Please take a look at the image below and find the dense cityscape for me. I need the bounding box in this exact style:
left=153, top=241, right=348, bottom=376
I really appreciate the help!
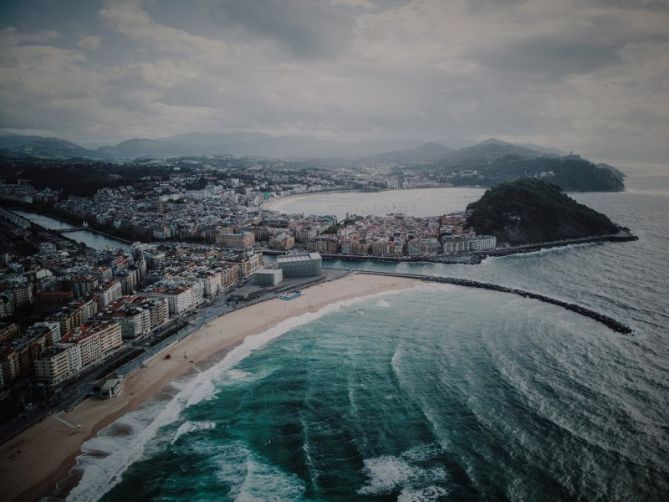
left=0, top=158, right=499, bottom=432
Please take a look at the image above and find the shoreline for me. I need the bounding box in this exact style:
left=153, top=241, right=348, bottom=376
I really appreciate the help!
left=261, top=185, right=626, bottom=214
left=0, top=272, right=419, bottom=502
left=319, top=229, right=637, bottom=266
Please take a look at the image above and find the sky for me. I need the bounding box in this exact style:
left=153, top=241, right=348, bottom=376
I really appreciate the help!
left=0, top=0, right=668, bottom=164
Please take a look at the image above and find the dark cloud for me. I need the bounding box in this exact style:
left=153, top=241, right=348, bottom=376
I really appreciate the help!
left=212, top=0, right=354, bottom=59
left=470, top=29, right=623, bottom=78
left=586, top=0, right=669, bottom=10
left=0, top=0, right=666, bottom=164
left=465, top=0, right=526, bottom=15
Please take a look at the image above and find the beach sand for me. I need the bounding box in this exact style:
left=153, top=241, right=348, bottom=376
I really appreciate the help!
left=0, top=272, right=417, bottom=502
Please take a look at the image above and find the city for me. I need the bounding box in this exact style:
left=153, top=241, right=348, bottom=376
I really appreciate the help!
left=0, top=163, right=500, bottom=438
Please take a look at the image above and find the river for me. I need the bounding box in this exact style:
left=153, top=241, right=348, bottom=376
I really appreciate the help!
left=12, top=210, right=131, bottom=251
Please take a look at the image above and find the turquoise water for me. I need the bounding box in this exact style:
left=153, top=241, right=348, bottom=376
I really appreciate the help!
left=67, top=173, right=669, bottom=501
left=83, top=286, right=666, bottom=501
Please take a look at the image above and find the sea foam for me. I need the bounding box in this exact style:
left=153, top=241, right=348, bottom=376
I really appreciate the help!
left=66, top=287, right=412, bottom=501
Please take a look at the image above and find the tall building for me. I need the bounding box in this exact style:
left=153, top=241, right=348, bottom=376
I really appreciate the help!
left=34, top=343, right=81, bottom=385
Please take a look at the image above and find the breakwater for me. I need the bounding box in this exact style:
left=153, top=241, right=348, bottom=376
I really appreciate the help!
left=481, top=230, right=638, bottom=258
left=354, top=270, right=632, bottom=334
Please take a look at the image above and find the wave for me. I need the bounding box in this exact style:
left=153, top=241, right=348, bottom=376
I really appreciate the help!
left=66, top=287, right=412, bottom=501
left=357, top=444, right=449, bottom=497
left=171, top=420, right=216, bottom=445
left=215, top=441, right=306, bottom=500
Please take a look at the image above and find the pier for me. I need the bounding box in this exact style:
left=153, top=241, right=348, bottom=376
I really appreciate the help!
left=354, top=270, right=633, bottom=335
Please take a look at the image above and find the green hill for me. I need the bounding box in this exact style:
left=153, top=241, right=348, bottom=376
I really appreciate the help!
left=466, top=179, right=619, bottom=244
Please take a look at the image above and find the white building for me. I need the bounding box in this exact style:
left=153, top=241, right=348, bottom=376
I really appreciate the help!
left=252, top=268, right=283, bottom=286
left=34, top=342, right=82, bottom=385
left=276, top=253, right=322, bottom=277
left=441, top=235, right=497, bottom=255
left=145, top=285, right=194, bottom=315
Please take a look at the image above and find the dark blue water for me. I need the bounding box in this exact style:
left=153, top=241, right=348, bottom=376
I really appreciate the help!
left=69, top=174, right=669, bottom=501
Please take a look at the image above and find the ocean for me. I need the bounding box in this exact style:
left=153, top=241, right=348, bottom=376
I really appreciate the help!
left=67, top=169, right=668, bottom=501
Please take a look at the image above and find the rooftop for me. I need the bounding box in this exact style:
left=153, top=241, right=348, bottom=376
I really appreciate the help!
left=276, top=253, right=321, bottom=263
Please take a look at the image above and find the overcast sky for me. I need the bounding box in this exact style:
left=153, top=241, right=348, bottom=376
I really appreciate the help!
left=0, top=0, right=667, bottom=164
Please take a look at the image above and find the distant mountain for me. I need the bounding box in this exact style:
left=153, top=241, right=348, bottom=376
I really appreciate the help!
left=466, top=178, right=620, bottom=244
left=0, top=133, right=625, bottom=193
left=0, top=133, right=51, bottom=150
left=518, top=143, right=568, bottom=157
left=95, top=132, right=424, bottom=160
left=0, top=135, right=99, bottom=159
left=596, top=162, right=626, bottom=179
left=441, top=138, right=558, bottom=166
left=405, top=139, right=626, bottom=192
left=362, top=142, right=454, bottom=164
left=96, top=138, right=200, bottom=159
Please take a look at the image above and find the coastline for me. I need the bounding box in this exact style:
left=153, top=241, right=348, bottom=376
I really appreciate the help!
left=0, top=272, right=419, bottom=502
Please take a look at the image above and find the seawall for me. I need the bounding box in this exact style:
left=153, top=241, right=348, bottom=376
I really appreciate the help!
left=354, top=270, right=632, bottom=335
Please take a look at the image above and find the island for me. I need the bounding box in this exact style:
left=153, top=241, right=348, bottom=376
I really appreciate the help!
left=466, top=178, right=620, bottom=244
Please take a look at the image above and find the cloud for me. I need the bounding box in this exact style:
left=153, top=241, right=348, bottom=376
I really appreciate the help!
left=78, top=35, right=102, bottom=50
left=0, top=26, right=59, bottom=47
left=0, top=0, right=667, bottom=164
left=213, top=0, right=355, bottom=59
left=99, top=0, right=228, bottom=57
left=469, top=30, right=623, bottom=78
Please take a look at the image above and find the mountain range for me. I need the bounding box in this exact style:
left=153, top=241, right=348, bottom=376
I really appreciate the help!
left=0, top=132, right=428, bottom=161
left=0, top=132, right=627, bottom=192
left=0, top=132, right=582, bottom=164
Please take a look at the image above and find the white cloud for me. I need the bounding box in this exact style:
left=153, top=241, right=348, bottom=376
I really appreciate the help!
left=98, top=0, right=228, bottom=57
left=78, top=35, right=102, bottom=50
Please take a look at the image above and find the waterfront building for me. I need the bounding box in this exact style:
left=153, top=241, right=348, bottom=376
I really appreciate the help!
left=252, top=268, right=283, bottom=286
left=220, top=263, right=242, bottom=290
left=228, top=252, right=262, bottom=278
left=144, top=284, right=194, bottom=315
left=308, top=236, right=339, bottom=254
left=63, top=321, right=123, bottom=367
left=112, top=305, right=149, bottom=339
left=201, top=270, right=223, bottom=296
left=441, top=235, right=497, bottom=255
left=276, top=253, right=322, bottom=277
left=99, top=376, right=124, bottom=399
left=111, top=296, right=169, bottom=331
left=34, top=343, right=81, bottom=385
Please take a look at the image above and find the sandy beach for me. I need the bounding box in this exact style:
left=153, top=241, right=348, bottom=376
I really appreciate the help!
left=0, top=272, right=417, bottom=502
